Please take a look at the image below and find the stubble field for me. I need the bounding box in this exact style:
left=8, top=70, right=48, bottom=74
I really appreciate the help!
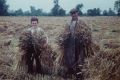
left=0, top=16, right=120, bottom=80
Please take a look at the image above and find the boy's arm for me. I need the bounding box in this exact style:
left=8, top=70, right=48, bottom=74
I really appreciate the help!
left=43, top=33, right=48, bottom=48
left=39, top=28, right=48, bottom=48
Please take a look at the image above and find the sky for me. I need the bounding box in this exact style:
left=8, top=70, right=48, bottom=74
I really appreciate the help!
left=7, top=0, right=116, bottom=13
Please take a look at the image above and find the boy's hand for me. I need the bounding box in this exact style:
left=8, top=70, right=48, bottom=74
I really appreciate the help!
left=43, top=42, right=48, bottom=48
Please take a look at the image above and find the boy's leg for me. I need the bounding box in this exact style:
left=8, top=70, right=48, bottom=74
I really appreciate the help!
left=75, top=45, right=85, bottom=80
left=35, top=55, right=41, bottom=73
left=27, top=53, right=34, bottom=73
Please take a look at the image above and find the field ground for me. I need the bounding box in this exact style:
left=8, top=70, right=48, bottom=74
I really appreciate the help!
left=0, top=16, right=120, bottom=80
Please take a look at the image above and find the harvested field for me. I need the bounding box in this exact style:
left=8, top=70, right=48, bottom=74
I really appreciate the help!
left=0, top=16, right=120, bottom=80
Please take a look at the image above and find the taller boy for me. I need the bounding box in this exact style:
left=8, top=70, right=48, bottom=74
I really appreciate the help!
left=58, top=9, right=93, bottom=79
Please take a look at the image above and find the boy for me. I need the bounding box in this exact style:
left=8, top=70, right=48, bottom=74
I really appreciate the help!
left=58, top=9, right=93, bottom=80
left=19, top=17, right=52, bottom=74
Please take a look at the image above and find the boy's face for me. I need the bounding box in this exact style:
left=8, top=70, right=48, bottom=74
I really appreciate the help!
left=71, top=12, right=78, bottom=21
left=31, top=21, right=38, bottom=27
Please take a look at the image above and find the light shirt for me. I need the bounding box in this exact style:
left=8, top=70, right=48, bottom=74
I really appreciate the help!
left=27, top=27, right=48, bottom=44
left=69, top=21, right=77, bottom=36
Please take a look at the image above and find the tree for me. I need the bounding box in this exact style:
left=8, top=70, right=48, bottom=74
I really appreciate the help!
left=103, top=10, right=108, bottom=16
left=30, top=6, right=43, bottom=16
left=14, top=8, right=23, bottom=16
left=30, top=6, right=37, bottom=16
left=51, top=4, right=60, bottom=16
left=51, top=0, right=60, bottom=16
left=103, top=9, right=116, bottom=16
left=59, top=8, right=66, bottom=16
left=76, top=4, right=83, bottom=16
left=35, top=9, right=43, bottom=16
left=114, top=0, right=120, bottom=16
left=108, top=8, right=116, bottom=16
left=95, top=8, right=101, bottom=16
left=0, top=0, right=9, bottom=16
left=24, top=11, right=31, bottom=16
left=8, top=10, right=15, bottom=16
left=51, top=0, right=66, bottom=16
left=87, top=8, right=101, bottom=16
left=87, top=9, right=93, bottom=16
left=8, top=6, right=46, bottom=16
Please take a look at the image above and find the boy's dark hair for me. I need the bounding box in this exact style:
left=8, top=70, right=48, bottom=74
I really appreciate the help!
left=70, top=8, right=78, bottom=15
left=31, top=17, right=38, bottom=23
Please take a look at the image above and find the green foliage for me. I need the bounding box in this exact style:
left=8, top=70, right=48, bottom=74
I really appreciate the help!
left=102, top=8, right=116, bottom=16
left=51, top=4, right=60, bottom=16
left=15, top=8, right=24, bottom=16
left=87, top=8, right=101, bottom=16
left=51, top=0, right=66, bottom=16
left=30, top=6, right=43, bottom=16
left=4, top=0, right=117, bottom=16
left=24, top=11, right=31, bottom=16
left=9, top=6, right=45, bottom=16
left=103, top=10, right=108, bottom=16
left=59, top=8, right=66, bottom=16
left=0, top=0, right=9, bottom=16
left=75, top=4, right=83, bottom=16
left=114, top=0, right=120, bottom=16
left=108, top=8, right=116, bottom=16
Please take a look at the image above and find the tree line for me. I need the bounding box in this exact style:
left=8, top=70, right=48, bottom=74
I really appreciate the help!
left=0, top=0, right=120, bottom=16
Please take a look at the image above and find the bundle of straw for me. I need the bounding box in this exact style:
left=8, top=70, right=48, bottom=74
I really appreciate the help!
left=86, top=48, right=120, bottom=80
left=18, top=28, right=53, bottom=74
